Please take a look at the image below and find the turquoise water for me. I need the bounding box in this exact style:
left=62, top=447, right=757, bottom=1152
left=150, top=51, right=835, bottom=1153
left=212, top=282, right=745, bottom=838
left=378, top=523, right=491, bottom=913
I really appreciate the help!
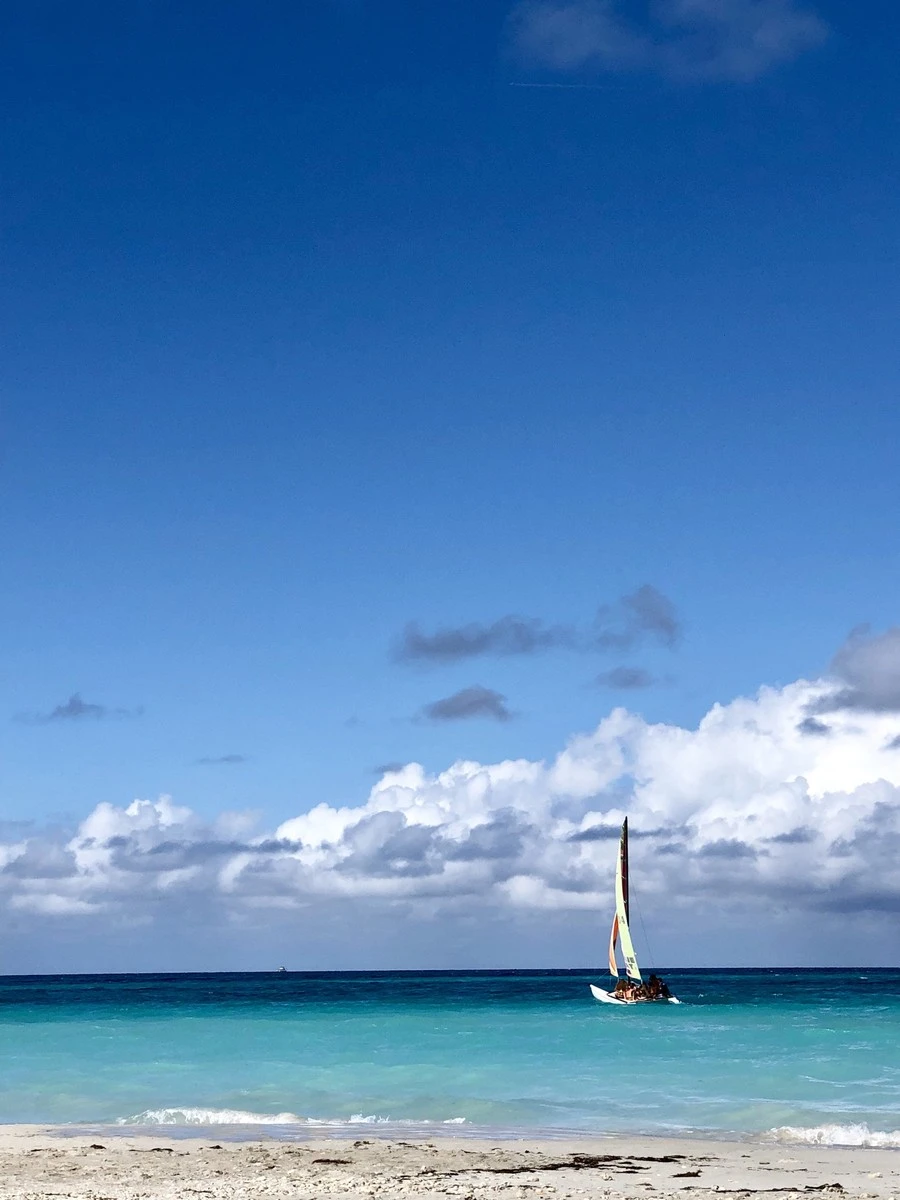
left=2, top=970, right=900, bottom=1143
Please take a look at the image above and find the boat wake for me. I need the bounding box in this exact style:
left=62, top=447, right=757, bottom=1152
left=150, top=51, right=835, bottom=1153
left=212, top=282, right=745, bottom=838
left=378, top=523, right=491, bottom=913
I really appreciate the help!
left=117, top=1108, right=468, bottom=1128
left=767, top=1123, right=900, bottom=1148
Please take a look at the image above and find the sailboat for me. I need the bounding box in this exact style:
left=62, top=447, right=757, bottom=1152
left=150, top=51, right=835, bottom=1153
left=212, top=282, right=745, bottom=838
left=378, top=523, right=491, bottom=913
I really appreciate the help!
left=589, top=818, right=680, bottom=1005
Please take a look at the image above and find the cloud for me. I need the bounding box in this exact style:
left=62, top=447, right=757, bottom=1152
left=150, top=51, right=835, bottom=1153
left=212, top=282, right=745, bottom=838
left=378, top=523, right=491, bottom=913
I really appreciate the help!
left=372, top=762, right=407, bottom=777
left=594, top=585, right=681, bottom=650
left=101, top=834, right=302, bottom=874
left=47, top=694, right=107, bottom=721
left=1, top=840, right=78, bottom=880
left=568, top=821, right=673, bottom=842
left=6, top=665, right=900, bottom=964
left=421, top=686, right=513, bottom=723
left=15, top=693, right=142, bottom=724
left=196, top=755, right=247, bottom=766
left=766, top=826, right=816, bottom=844
left=813, top=627, right=900, bottom=714
left=698, top=837, right=757, bottom=859
left=510, top=0, right=646, bottom=71
left=395, top=616, right=573, bottom=664
left=567, top=822, right=627, bottom=841
left=596, top=666, right=656, bottom=690
left=797, top=716, right=830, bottom=736
left=445, top=809, right=535, bottom=863
left=507, top=0, right=827, bottom=82
left=396, top=585, right=679, bottom=665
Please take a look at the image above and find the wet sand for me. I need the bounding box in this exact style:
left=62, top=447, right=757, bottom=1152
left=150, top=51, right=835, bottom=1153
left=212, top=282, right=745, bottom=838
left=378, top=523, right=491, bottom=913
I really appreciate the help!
left=0, top=1129, right=897, bottom=1200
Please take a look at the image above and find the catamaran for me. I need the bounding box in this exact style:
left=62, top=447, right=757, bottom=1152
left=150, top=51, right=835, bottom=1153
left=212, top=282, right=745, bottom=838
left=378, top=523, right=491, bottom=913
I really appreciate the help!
left=590, top=818, right=680, bottom=1005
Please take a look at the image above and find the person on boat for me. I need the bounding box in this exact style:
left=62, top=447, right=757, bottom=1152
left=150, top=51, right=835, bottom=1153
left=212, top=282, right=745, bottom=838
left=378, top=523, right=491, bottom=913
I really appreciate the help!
left=613, top=977, right=630, bottom=999
left=647, top=974, right=671, bottom=1000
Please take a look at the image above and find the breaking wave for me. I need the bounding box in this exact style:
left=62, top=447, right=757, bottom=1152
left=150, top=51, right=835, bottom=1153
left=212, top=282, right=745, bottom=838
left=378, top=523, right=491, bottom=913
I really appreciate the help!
left=767, top=1123, right=900, bottom=1148
left=117, top=1108, right=467, bottom=1127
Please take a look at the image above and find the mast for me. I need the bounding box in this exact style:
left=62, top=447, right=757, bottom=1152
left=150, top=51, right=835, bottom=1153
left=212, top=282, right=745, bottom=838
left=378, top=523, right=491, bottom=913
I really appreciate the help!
left=610, top=818, right=642, bottom=982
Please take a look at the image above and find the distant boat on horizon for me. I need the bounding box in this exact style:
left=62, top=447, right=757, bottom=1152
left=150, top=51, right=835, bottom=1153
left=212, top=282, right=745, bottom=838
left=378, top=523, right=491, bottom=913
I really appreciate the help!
left=590, top=818, right=680, bottom=1006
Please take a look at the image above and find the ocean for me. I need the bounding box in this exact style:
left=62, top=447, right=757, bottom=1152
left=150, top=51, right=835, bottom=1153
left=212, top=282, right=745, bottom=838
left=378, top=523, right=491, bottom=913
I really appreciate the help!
left=2, top=969, right=899, bottom=1145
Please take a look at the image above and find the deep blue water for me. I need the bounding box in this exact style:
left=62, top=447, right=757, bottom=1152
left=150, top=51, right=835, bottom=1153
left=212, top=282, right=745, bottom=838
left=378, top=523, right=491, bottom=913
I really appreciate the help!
left=2, top=969, right=900, bottom=1143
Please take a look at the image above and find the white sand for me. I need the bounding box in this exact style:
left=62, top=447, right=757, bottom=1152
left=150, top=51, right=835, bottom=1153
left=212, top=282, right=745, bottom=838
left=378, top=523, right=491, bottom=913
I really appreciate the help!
left=0, top=1129, right=897, bottom=1200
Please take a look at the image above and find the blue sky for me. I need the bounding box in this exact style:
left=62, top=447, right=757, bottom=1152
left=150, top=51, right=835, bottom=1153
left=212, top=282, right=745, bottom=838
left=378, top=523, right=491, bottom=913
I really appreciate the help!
left=2, top=1, right=900, bottom=969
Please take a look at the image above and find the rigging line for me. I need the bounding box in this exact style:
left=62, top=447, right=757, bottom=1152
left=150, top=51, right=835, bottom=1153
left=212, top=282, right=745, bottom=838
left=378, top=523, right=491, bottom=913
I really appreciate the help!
left=631, top=880, right=656, bottom=972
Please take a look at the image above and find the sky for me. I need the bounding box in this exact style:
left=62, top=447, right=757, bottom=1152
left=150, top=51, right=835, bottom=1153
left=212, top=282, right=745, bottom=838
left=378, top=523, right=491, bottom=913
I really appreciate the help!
left=2, top=0, right=900, bottom=972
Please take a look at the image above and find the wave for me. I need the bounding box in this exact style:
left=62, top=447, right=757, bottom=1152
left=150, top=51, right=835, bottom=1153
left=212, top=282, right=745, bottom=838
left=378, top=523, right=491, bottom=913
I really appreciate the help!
left=117, top=1108, right=467, bottom=1127
left=767, top=1123, right=900, bottom=1148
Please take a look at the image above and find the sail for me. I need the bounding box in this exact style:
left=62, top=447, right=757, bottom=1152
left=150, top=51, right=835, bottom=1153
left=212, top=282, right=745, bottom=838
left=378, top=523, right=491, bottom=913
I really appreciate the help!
left=612, top=818, right=642, bottom=981
left=607, top=914, right=619, bottom=977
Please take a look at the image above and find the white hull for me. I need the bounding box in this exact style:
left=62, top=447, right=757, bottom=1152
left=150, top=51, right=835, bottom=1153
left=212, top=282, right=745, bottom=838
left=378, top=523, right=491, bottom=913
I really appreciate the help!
left=589, top=983, right=680, bottom=1005
left=590, top=984, right=629, bottom=1004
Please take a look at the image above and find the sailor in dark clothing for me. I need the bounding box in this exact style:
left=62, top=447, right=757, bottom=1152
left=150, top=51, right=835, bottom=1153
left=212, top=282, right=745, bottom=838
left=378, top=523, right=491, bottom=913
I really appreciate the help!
left=647, top=973, right=671, bottom=999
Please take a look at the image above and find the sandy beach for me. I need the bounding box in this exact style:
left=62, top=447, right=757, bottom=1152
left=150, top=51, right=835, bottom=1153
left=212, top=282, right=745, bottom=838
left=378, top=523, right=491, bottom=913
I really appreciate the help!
left=0, top=1130, right=896, bottom=1200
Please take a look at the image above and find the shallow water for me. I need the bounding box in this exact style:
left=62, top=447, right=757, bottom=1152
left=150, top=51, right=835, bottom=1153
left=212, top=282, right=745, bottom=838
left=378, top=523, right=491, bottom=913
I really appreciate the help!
left=2, top=969, right=899, bottom=1143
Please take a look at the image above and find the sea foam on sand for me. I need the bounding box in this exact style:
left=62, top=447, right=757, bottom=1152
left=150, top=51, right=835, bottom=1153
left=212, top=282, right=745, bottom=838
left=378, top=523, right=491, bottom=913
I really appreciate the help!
left=768, top=1123, right=900, bottom=1148
left=117, top=1107, right=468, bottom=1127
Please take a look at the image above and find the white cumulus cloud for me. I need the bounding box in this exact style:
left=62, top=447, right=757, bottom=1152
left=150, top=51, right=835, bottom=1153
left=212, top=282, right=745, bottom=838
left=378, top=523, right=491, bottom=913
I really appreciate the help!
left=4, top=672, right=900, bottom=968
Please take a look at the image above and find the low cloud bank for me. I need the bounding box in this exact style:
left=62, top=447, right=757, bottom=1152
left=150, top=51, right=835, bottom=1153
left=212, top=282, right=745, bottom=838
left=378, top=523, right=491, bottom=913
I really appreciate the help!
left=5, top=674, right=900, bottom=950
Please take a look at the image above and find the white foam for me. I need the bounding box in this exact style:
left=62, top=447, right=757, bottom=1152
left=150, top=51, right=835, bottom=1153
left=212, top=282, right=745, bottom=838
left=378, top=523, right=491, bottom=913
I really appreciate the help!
left=118, top=1108, right=306, bottom=1126
left=767, top=1123, right=900, bottom=1148
left=117, top=1108, right=467, bottom=1128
